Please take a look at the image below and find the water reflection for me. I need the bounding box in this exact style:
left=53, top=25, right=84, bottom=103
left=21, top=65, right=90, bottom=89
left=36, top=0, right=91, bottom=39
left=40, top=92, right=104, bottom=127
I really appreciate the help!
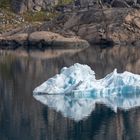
left=34, top=92, right=140, bottom=121
left=33, top=63, right=140, bottom=121
left=0, top=46, right=140, bottom=140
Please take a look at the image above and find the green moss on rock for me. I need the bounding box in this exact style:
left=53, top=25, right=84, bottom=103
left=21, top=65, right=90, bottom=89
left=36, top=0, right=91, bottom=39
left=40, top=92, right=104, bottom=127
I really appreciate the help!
left=23, top=11, right=58, bottom=22
left=0, top=0, right=11, bottom=9
left=58, top=0, right=73, bottom=6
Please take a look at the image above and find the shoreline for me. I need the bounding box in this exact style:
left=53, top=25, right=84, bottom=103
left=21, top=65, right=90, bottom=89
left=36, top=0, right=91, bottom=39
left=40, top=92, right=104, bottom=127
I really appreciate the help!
left=0, top=48, right=84, bottom=59
left=0, top=31, right=90, bottom=50
left=0, top=7, right=140, bottom=50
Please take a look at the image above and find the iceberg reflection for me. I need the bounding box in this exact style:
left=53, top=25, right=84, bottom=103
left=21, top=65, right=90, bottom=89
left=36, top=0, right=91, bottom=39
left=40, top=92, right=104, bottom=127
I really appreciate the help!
left=33, top=63, right=140, bottom=121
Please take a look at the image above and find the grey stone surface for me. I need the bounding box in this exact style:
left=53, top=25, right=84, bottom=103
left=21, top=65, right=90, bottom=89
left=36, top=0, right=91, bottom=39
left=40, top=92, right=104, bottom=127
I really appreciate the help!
left=11, top=0, right=59, bottom=13
left=11, top=0, right=140, bottom=13
left=111, top=0, right=130, bottom=8
left=40, top=8, right=140, bottom=45
left=28, top=31, right=89, bottom=48
left=0, top=10, right=24, bottom=26
left=133, top=17, right=140, bottom=29
left=0, top=31, right=89, bottom=49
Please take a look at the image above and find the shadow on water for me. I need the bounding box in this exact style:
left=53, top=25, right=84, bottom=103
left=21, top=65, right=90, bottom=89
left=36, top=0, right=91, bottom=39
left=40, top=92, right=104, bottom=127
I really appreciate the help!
left=0, top=45, right=140, bottom=140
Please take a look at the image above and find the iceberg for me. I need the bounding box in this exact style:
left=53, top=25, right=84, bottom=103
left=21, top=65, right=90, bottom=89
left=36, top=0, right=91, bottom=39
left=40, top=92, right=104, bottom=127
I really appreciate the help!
left=33, top=63, right=140, bottom=121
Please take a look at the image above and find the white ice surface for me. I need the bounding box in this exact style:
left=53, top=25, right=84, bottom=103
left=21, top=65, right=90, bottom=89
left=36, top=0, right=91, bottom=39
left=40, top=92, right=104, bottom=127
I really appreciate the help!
left=33, top=63, right=140, bottom=121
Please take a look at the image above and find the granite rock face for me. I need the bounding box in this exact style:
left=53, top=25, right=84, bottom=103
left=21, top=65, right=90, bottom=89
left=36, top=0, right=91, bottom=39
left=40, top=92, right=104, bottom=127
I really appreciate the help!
left=41, top=8, right=140, bottom=45
left=11, top=0, right=140, bottom=13
left=11, top=0, right=59, bottom=13
left=28, top=31, right=90, bottom=48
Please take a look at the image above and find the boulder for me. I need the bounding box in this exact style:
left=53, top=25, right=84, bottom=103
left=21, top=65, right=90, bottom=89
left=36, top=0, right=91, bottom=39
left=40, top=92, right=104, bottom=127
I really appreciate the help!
left=133, top=17, right=140, bottom=29
left=5, top=33, right=28, bottom=42
left=0, top=33, right=28, bottom=49
left=11, top=0, right=59, bottom=13
left=33, top=5, right=42, bottom=11
left=111, top=0, right=130, bottom=8
left=28, top=31, right=89, bottom=48
left=0, top=31, right=89, bottom=49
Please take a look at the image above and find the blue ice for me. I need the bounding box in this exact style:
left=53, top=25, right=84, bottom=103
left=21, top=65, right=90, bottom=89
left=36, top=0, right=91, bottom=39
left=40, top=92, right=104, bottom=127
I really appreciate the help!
left=33, top=63, right=140, bottom=121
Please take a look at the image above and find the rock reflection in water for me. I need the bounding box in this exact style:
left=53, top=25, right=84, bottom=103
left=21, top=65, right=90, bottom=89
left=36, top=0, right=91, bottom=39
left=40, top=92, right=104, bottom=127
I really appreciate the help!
left=0, top=46, right=140, bottom=140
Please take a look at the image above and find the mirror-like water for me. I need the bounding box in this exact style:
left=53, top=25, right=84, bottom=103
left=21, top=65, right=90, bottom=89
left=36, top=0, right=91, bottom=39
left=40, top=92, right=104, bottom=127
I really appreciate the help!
left=0, top=46, right=140, bottom=140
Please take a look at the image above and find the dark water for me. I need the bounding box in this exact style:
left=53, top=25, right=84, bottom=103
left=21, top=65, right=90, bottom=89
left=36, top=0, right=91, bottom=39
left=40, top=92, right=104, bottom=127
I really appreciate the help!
left=0, top=46, right=140, bottom=140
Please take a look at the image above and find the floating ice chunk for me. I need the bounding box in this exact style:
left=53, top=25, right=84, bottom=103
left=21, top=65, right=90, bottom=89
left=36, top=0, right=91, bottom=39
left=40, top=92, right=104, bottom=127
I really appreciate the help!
left=33, top=63, right=140, bottom=121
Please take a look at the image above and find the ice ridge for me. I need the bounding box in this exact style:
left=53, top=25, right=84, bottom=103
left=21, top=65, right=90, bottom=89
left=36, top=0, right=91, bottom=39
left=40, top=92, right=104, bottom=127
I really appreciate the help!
left=33, top=63, right=140, bottom=121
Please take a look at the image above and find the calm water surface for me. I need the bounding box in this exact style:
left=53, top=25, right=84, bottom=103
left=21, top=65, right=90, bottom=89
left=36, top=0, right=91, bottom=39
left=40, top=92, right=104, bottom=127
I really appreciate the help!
left=0, top=46, right=140, bottom=140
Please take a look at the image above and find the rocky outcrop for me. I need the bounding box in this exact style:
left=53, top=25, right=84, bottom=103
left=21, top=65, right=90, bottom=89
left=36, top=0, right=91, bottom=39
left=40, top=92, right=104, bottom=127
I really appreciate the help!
left=0, top=33, right=28, bottom=49
left=0, top=8, right=25, bottom=33
left=0, top=31, right=89, bottom=49
left=11, top=0, right=140, bottom=13
left=1, top=1, right=140, bottom=48
left=28, top=31, right=89, bottom=48
left=1, top=7, right=140, bottom=48
left=11, top=0, right=58, bottom=13
left=0, top=10, right=24, bottom=25
left=41, top=8, right=140, bottom=46
left=111, top=0, right=130, bottom=8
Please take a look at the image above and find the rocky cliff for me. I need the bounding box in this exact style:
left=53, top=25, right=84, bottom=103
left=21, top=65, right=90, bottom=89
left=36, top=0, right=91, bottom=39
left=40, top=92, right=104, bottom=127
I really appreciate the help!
left=11, top=0, right=140, bottom=13
left=38, top=8, right=140, bottom=46
left=1, top=0, right=140, bottom=49
left=11, top=0, right=59, bottom=13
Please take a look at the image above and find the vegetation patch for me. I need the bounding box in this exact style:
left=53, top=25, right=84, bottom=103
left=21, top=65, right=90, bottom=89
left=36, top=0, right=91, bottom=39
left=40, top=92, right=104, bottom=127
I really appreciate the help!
left=57, top=0, right=73, bottom=6
left=0, top=0, right=11, bottom=9
left=23, top=11, right=58, bottom=22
